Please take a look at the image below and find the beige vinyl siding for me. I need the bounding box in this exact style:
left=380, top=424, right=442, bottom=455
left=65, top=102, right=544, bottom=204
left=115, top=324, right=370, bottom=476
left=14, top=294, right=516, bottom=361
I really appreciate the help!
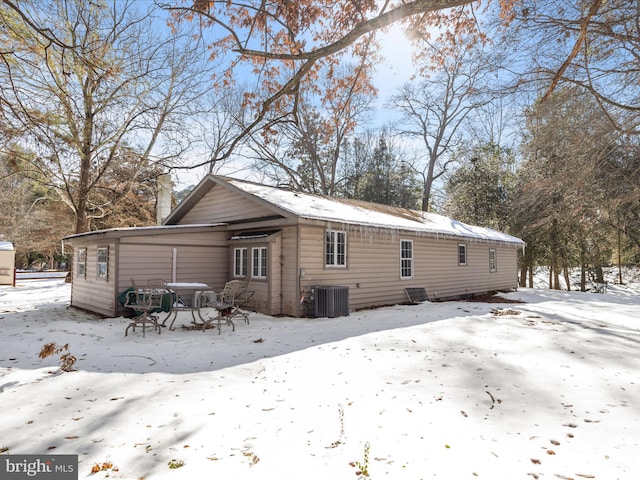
left=280, top=226, right=300, bottom=316
left=118, top=231, right=228, bottom=283
left=70, top=242, right=117, bottom=317
left=179, top=185, right=275, bottom=224
left=299, top=225, right=420, bottom=310
left=267, top=235, right=282, bottom=315
left=413, top=238, right=518, bottom=300
left=0, top=249, right=15, bottom=285
left=118, top=244, right=173, bottom=287
left=299, top=224, right=521, bottom=312
left=69, top=230, right=230, bottom=317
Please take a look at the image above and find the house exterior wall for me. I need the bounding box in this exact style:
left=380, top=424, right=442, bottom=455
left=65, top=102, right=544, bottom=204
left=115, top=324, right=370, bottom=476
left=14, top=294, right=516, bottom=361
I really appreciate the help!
left=296, top=224, right=520, bottom=315
left=68, top=230, right=229, bottom=317
left=0, top=245, right=15, bottom=285
left=228, top=231, right=290, bottom=316
left=65, top=177, right=523, bottom=319
left=70, top=241, right=118, bottom=317
left=268, top=235, right=282, bottom=315
left=179, top=185, right=276, bottom=224
left=280, top=226, right=300, bottom=316
left=119, top=233, right=228, bottom=287
left=412, top=235, right=518, bottom=300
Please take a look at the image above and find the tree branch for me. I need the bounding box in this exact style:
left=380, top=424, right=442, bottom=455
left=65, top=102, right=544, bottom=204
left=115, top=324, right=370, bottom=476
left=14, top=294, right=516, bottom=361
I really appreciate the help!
left=0, top=0, right=76, bottom=50
left=231, top=0, right=474, bottom=61
left=540, top=0, right=603, bottom=103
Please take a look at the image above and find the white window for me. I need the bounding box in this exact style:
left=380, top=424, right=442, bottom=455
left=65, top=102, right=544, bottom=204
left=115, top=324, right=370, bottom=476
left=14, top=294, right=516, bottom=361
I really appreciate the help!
left=97, top=246, right=109, bottom=280
left=401, top=240, right=413, bottom=279
left=77, top=248, right=86, bottom=278
left=325, top=230, right=346, bottom=267
left=252, top=247, right=267, bottom=278
left=234, top=247, right=248, bottom=277
left=458, top=244, right=467, bottom=266
left=489, top=249, right=497, bottom=273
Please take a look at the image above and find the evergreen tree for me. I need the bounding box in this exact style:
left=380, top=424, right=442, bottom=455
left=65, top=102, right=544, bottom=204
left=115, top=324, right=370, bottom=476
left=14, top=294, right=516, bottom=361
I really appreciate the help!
left=513, top=87, right=627, bottom=289
left=443, top=143, right=516, bottom=231
left=344, top=131, right=420, bottom=209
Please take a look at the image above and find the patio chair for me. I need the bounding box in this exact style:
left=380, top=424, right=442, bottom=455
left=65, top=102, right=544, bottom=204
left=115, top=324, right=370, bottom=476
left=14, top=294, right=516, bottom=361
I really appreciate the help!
left=196, top=279, right=255, bottom=333
left=197, top=288, right=235, bottom=334
left=124, top=283, right=165, bottom=337
left=232, top=278, right=255, bottom=324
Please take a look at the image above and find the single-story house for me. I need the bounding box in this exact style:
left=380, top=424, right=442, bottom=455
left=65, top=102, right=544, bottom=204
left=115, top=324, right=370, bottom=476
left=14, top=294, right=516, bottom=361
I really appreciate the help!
left=63, top=175, right=525, bottom=318
left=0, top=241, right=15, bottom=286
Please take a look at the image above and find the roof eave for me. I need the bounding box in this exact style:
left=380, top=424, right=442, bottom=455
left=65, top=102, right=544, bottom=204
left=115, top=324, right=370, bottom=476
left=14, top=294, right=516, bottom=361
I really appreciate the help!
left=62, top=224, right=227, bottom=244
left=297, top=217, right=525, bottom=246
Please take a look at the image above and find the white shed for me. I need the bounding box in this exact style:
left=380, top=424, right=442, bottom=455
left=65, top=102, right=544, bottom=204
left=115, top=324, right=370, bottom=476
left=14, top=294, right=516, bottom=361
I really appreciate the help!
left=0, top=241, right=15, bottom=286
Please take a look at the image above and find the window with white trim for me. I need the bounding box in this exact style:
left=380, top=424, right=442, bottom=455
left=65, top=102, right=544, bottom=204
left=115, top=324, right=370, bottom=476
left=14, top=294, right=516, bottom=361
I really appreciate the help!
left=252, top=247, right=267, bottom=278
left=489, top=249, right=497, bottom=273
left=234, top=247, right=248, bottom=277
left=325, top=230, right=346, bottom=267
left=401, top=240, right=413, bottom=279
left=458, top=244, right=467, bottom=266
left=77, top=248, right=86, bottom=278
left=97, top=246, right=109, bottom=280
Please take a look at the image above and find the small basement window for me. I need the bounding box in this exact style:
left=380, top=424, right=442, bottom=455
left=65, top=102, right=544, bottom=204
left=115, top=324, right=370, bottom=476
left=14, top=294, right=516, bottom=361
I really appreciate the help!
left=489, top=249, right=497, bottom=273
left=77, top=248, right=87, bottom=278
left=234, top=247, right=248, bottom=277
left=325, top=230, right=346, bottom=267
left=97, top=246, right=109, bottom=280
left=401, top=240, right=413, bottom=279
left=458, top=244, right=467, bottom=266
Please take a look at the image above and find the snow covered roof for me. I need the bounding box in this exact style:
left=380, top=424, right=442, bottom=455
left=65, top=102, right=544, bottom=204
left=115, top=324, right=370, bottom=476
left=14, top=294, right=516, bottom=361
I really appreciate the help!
left=225, top=177, right=525, bottom=245
left=64, top=176, right=524, bottom=247
left=0, top=241, right=14, bottom=251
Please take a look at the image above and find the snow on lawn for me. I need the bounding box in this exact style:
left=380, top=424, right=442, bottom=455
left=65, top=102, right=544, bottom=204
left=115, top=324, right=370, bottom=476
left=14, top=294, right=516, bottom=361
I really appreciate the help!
left=0, top=277, right=638, bottom=479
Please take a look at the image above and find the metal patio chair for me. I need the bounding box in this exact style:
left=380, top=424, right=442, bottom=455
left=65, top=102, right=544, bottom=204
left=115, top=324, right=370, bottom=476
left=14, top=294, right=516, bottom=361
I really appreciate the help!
left=124, top=283, right=165, bottom=337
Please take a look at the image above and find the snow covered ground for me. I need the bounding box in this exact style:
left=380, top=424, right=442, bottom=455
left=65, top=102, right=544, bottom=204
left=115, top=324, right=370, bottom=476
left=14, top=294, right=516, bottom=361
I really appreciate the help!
left=0, top=273, right=638, bottom=479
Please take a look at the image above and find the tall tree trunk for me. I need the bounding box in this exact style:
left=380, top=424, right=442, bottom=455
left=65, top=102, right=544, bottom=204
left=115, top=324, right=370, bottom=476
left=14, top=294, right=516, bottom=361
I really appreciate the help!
left=519, top=261, right=527, bottom=288
left=75, top=154, right=92, bottom=233
left=579, top=240, right=588, bottom=291
left=550, top=219, right=561, bottom=289
left=592, top=243, right=605, bottom=283
left=562, top=262, right=571, bottom=291
left=553, top=263, right=561, bottom=290
left=75, top=76, right=95, bottom=234
left=617, top=230, right=623, bottom=285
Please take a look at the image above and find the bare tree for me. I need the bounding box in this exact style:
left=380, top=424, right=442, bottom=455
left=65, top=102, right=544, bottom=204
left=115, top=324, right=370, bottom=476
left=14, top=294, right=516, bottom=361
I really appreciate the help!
left=0, top=151, right=73, bottom=269
left=499, top=0, right=640, bottom=134
left=0, top=0, right=211, bottom=233
left=244, top=63, right=375, bottom=195
left=180, top=84, right=249, bottom=176
left=164, top=0, right=516, bottom=168
left=389, top=41, right=494, bottom=211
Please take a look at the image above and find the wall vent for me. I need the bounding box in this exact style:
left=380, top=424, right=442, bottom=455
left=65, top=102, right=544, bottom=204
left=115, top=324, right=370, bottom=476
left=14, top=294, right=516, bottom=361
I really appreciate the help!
left=315, top=286, right=349, bottom=318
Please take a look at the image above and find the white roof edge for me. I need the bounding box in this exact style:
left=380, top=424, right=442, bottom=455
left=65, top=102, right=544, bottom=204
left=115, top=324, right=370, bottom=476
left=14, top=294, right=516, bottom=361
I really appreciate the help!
left=0, top=241, right=14, bottom=251
left=63, top=224, right=227, bottom=241
left=297, top=215, right=525, bottom=245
